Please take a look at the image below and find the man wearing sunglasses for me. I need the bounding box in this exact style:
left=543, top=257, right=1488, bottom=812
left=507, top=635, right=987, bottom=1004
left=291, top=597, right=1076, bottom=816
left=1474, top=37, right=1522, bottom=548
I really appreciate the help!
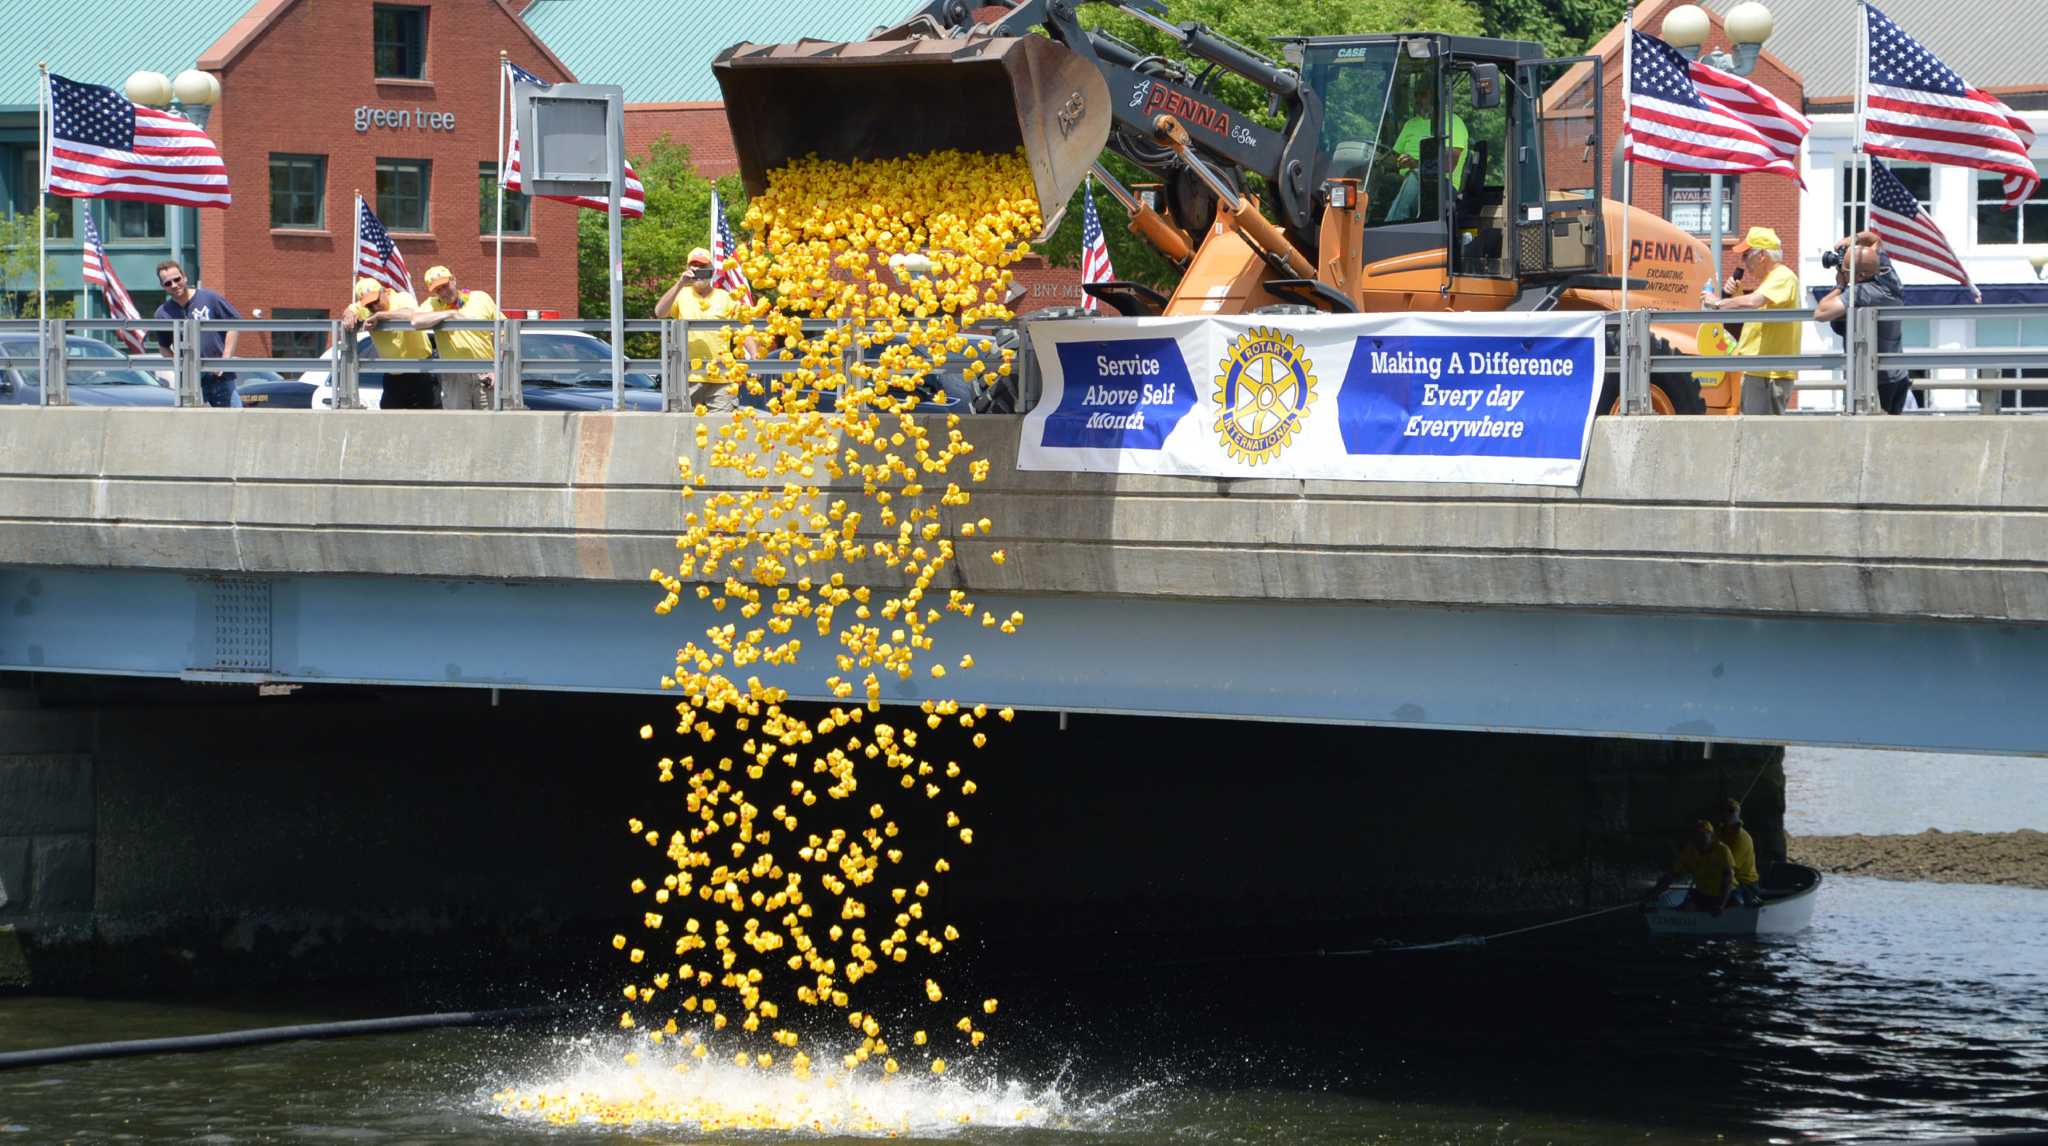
left=151, top=261, right=245, bottom=408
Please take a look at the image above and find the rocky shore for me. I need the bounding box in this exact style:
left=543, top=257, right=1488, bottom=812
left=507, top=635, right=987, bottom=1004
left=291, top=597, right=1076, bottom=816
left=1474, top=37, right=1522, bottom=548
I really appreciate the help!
left=1789, top=828, right=2047, bottom=889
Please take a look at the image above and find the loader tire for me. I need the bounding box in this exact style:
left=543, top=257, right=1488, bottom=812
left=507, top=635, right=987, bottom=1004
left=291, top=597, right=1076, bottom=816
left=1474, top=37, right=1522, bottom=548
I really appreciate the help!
left=1597, top=335, right=1705, bottom=416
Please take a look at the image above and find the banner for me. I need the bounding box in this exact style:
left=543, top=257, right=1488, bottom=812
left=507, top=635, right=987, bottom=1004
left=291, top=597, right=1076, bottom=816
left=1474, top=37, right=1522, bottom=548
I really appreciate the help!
left=1018, top=312, right=1606, bottom=486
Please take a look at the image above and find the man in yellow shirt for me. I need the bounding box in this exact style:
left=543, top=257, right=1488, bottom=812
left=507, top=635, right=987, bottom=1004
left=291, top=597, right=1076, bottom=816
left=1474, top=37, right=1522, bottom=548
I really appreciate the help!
left=340, top=277, right=435, bottom=408
left=656, top=247, right=756, bottom=413
left=1649, top=820, right=1737, bottom=915
left=410, top=265, right=501, bottom=410
left=1715, top=798, right=1764, bottom=907
left=1704, top=226, right=1802, bottom=414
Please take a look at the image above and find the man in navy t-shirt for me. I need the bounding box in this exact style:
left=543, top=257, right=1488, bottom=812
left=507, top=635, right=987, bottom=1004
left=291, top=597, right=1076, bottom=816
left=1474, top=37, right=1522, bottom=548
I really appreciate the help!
left=151, top=260, right=243, bottom=407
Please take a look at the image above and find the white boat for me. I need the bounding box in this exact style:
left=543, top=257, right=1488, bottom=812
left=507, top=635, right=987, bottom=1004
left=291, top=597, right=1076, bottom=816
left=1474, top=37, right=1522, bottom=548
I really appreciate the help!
left=1644, top=861, right=1822, bottom=937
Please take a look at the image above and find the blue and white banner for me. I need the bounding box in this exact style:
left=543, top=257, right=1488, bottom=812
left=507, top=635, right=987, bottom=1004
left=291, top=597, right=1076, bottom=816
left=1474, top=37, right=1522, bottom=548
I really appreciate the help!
left=1019, top=312, right=1606, bottom=486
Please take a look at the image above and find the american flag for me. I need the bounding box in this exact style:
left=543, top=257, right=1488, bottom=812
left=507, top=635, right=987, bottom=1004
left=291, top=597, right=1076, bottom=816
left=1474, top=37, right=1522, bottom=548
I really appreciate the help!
left=501, top=60, right=645, bottom=218
left=354, top=195, right=412, bottom=295
left=45, top=73, right=231, bottom=208
left=1625, top=30, right=1800, bottom=182
left=1865, top=156, right=1977, bottom=300
left=1862, top=3, right=2038, bottom=209
left=1688, top=63, right=1810, bottom=169
left=80, top=211, right=145, bottom=352
left=1079, top=177, right=1114, bottom=313
left=708, top=188, right=753, bottom=303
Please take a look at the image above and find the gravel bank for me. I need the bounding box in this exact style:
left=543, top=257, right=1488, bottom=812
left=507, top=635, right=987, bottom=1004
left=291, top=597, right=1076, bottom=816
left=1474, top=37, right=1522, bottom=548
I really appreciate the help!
left=1789, top=828, right=2047, bottom=889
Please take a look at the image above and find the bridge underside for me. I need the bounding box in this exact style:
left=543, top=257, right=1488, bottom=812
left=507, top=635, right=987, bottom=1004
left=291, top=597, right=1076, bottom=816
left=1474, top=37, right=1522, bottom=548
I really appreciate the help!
left=2, top=566, right=2039, bottom=756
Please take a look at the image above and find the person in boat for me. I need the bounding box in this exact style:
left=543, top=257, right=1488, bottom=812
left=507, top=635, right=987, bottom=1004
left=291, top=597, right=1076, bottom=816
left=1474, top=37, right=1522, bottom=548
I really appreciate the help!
left=1716, top=798, right=1764, bottom=907
left=1648, top=820, right=1737, bottom=915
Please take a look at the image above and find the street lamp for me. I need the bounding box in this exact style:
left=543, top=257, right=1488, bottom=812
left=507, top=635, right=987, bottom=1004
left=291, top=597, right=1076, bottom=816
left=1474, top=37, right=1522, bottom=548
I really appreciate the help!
left=1660, top=3, right=1773, bottom=296
left=120, top=69, right=219, bottom=276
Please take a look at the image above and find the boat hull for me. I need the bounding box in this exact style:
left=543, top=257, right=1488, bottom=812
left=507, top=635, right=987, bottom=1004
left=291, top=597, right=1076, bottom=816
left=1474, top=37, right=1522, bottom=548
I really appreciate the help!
left=1644, top=862, right=1822, bottom=937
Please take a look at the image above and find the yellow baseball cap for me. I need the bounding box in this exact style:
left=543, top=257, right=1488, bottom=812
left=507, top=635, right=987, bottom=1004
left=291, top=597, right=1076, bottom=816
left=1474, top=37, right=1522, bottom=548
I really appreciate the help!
left=354, top=277, right=385, bottom=301
left=1732, top=226, right=1781, bottom=255
left=423, top=265, right=452, bottom=288
left=687, top=247, right=714, bottom=267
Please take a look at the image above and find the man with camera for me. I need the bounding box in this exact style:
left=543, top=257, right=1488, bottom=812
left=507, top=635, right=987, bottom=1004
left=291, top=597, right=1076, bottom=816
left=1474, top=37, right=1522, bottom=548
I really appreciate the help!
left=656, top=248, right=758, bottom=413
left=1703, top=226, right=1802, bottom=414
left=1814, top=231, right=1912, bottom=415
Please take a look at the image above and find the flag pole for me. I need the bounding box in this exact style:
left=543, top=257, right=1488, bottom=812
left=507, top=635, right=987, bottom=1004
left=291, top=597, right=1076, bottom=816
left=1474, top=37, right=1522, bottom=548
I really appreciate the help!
left=494, top=51, right=507, bottom=309
left=37, top=63, right=49, bottom=406
left=352, top=190, right=362, bottom=287
left=1847, top=0, right=1868, bottom=413
left=1618, top=8, right=1634, bottom=411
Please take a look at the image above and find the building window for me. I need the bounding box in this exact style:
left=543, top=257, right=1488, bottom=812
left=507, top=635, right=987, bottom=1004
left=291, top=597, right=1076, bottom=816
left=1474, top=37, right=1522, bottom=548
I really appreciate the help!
left=479, top=163, right=529, bottom=235
left=106, top=200, right=166, bottom=240
left=373, top=5, right=427, bottom=80
left=1664, top=173, right=1738, bottom=237
left=375, top=159, right=431, bottom=232
left=17, top=152, right=73, bottom=239
left=1843, top=162, right=1931, bottom=237
left=272, top=307, right=329, bottom=370
left=1975, top=162, right=2048, bottom=246
left=269, top=154, right=325, bottom=229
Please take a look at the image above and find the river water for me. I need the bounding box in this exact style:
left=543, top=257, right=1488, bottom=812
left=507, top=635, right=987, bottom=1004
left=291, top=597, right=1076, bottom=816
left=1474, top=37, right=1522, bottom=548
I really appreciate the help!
left=3, top=748, right=2044, bottom=1143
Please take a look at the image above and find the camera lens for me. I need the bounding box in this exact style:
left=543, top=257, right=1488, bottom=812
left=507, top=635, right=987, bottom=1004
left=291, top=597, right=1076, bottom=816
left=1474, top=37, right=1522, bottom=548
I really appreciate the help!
left=1821, top=249, right=1843, bottom=270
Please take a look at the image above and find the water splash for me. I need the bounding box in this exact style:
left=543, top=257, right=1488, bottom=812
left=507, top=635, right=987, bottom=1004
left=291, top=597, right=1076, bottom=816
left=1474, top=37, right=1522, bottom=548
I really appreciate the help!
left=488, top=1033, right=1152, bottom=1136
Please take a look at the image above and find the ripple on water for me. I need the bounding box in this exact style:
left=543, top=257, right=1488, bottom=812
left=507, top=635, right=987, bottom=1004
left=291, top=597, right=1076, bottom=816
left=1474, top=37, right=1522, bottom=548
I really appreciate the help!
left=487, top=1032, right=1163, bottom=1137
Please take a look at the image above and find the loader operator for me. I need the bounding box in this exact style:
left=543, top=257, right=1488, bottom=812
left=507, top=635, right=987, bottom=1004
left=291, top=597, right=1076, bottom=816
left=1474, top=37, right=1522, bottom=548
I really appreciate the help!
left=1385, top=75, right=1467, bottom=223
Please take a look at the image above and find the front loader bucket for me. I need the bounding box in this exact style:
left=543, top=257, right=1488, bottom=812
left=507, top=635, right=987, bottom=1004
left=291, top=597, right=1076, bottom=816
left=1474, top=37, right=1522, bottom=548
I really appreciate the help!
left=713, top=34, right=1110, bottom=239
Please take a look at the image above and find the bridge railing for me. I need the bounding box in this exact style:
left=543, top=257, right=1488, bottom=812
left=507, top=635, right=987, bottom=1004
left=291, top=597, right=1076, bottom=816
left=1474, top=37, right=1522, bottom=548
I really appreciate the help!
left=4, top=307, right=2048, bottom=414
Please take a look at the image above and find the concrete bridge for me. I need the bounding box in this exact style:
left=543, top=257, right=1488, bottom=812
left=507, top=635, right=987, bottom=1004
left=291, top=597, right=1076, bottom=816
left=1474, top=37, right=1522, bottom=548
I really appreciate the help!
left=1, top=407, right=2044, bottom=754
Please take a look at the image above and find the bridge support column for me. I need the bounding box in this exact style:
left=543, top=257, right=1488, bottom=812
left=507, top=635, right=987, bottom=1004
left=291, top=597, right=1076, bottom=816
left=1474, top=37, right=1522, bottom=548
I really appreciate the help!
left=0, top=683, right=97, bottom=986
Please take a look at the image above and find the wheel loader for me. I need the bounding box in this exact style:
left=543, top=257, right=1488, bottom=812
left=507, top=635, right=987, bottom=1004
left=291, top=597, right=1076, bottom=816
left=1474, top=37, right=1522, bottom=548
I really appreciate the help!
left=713, top=0, right=1729, bottom=415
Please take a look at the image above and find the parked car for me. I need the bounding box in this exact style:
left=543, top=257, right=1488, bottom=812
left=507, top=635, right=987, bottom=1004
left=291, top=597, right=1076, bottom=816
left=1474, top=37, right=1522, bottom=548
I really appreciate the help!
left=0, top=335, right=176, bottom=407
left=235, top=370, right=314, bottom=408
left=305, top=330, right=662, bottom=410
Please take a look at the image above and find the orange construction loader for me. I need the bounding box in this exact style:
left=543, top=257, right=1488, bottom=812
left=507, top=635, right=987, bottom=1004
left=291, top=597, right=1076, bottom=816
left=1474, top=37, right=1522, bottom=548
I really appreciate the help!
left=714, top=0, right=1727, bottom=414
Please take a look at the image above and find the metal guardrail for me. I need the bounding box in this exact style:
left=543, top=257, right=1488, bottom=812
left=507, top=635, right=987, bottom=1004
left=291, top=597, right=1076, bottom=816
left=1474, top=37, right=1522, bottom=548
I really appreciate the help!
left=3, top=305, right=2047, bottom=414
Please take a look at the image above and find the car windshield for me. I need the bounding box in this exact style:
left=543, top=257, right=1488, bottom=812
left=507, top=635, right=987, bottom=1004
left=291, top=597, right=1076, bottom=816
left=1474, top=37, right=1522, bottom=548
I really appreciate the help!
left=521, top=332, right=656, bottom=388
left=0, top=337, right=157, bottom=386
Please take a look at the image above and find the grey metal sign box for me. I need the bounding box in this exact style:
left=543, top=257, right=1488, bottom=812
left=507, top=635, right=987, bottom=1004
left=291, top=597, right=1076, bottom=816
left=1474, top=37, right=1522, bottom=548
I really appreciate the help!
left=513, top=83, right=624, bottom=197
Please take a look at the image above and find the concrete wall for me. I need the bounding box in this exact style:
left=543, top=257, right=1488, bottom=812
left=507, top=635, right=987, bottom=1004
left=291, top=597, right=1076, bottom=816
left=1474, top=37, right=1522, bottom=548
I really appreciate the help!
left=0, top=674, right=1781, bottom=990
left=2, top=409, right=2047, bottom=625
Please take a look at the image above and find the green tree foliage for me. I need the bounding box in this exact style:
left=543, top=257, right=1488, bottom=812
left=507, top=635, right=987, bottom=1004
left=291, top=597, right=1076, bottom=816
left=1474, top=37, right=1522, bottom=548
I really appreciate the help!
left=1473, top=0, right=1629, bottom=57
left=577, top=136, right=747, bottom=352
left=0, top=209, right=74, bottom=319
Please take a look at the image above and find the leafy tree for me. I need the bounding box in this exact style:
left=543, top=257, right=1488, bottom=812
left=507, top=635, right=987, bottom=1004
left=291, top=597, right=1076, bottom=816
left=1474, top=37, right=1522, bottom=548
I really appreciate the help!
left=1473, top=0, right=1630, bottom=57
left=0, top=209, right=75, bottom=319
left=576, top=136, right=747, bottom=354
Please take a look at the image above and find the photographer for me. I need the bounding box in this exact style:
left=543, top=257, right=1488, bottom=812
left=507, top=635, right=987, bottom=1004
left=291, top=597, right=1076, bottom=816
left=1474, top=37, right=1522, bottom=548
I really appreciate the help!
left=1813, top=231, right=1911, bottom=415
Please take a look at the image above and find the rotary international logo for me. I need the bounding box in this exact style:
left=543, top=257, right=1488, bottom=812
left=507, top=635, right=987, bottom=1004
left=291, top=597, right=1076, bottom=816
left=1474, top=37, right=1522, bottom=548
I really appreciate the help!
left=1212, top=327, right=1317, bottom=465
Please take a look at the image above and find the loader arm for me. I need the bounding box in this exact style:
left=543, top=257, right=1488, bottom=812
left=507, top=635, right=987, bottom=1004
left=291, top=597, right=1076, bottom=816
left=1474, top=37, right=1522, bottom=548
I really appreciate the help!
left=890, top=0, right=1324, bottom=255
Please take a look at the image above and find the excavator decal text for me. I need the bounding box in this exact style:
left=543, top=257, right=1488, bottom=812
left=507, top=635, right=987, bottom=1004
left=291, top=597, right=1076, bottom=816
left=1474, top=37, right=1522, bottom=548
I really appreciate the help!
left=1144, top=85, right=1232, bottom=136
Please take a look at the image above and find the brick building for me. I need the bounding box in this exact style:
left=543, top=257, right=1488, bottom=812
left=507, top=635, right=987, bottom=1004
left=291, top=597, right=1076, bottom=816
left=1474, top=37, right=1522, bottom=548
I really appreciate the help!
left=2, top=0, right=582, bottom=357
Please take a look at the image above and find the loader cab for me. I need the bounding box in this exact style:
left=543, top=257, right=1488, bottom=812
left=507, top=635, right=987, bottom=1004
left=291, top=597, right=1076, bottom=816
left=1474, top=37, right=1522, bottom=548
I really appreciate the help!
left=1297, top=34, right=1602, bottom=309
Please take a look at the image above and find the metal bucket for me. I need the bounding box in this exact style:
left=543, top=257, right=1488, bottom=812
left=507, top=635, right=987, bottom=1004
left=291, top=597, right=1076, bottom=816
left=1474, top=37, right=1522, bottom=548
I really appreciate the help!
left=712, top=34, right=1110, bottom=239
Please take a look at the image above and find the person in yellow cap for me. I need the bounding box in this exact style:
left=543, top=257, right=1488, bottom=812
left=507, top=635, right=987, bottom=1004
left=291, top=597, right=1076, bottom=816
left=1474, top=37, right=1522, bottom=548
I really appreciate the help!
left=409, top=266, right=501, bottom=410
left=1647, top=820, right=1738, bottom=915
left=655, top=247, right=756, bottom=413
left=341, top=276, right=435, bottom=408
left=1715, top=798, right=1764, bottom=907
left=1703, top=226, right=1802, bottom=415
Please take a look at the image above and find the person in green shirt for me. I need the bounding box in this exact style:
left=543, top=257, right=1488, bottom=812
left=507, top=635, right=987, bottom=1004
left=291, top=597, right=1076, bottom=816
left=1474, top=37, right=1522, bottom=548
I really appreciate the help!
left=1384, top=78, right=1468, bottom=223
